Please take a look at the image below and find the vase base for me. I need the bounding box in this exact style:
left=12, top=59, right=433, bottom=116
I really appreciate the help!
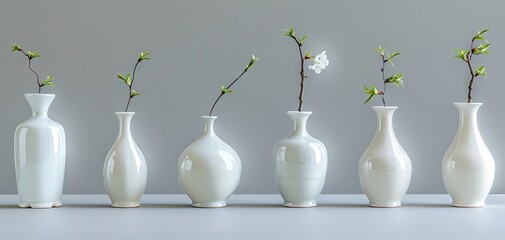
left=192, top=201, right=227, bottom=208
left=284, top=201, right=317, bottom=208
left=111, top=202, right=140, bottom=208
left=452, top=201, right=485, bottom=208
left=19, top=201, right=62, bottom=209
left=369, top=201, right=401, bottom=208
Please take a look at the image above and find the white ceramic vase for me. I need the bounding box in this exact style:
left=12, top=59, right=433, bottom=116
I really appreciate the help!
left=273, top=111, right=328, bottom=207
left=358, top=106, right=411, bottom=207
left=178, top=116, right=241, bottom=208
left=14, top=93, right=66, bottom=209
left=442, top=103, right=495, bottom=207
left=103, top=112, right=147, bottom=208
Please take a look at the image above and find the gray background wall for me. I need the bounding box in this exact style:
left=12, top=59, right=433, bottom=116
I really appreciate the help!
left=0, top=0, right=504, bottom=194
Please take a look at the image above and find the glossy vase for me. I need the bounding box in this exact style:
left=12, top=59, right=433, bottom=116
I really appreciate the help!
left=178, top=116, right=241, bottom=208
left=442, top=103, right=495, bottom=207
left=103, top=112, right=147, bottom=208
left=273, top=111, right=328, bottom=207
left=358, top=106, right=411, bottom=207
left=14, top=93, right=66, bottom=209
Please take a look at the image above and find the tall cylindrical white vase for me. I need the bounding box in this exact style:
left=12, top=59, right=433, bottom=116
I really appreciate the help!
left=358, top=106, right=411, bottom=207
left=178, top=116, right=242, bottom=208
left=273, top=111, right=328, bottom=207
left=14, top=93, right=66, bottom=209
left=442, top=103, right=495, bottom=207
left=103, top=112, right=147, bottom=208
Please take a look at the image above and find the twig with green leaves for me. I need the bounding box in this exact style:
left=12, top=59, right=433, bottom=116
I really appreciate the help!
left=454, top=29, right=490, bottom=103
left=11, top=44, right=54, bottom=93
left=208, top=55, right=259, bottom=116
left=363, top=45, right=403, bottom=106
left=117, top=52, right=150, bottom=112
left=283, top=27, right=329, bottom=112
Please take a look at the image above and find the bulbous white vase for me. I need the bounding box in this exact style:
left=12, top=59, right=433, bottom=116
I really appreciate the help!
left=103, top=112, right=147, bottom=208
left=178, top=116, right=242, bottom=208
left=442, top=103, right=495, bottom=207
left=273, top=111, right=328, bottom=208
left=14, top=93, right=66, bottom=209
left=358, top=106, right=411, bottom=207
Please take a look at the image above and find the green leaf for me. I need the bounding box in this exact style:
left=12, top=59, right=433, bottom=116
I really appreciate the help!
left=375, top=45, right=385, bottom=56
left=454, top=49, right=469, bottom=61
left=221, top=86, right=232, bottom=94
left=42, top=75, right=55, bottom=87
left=283, top=27, right=295, bottom=37
left=117, top=73, right=125, bottom=81
left=386, top=73, right=404, bottom=87
left=300, top=35, right=307, bottom=44
left=139, top=51, right=151, bottom=61
left=476, top=66, right=487, bottom=78
left=126, top=72, right=132, bottom=86
left=305, top=51, right=312, bottom=59
left=473, top=43, right=490, bottom=55
left=27, top=51, right=41, bottom=59
left=117, top=73, right=132, bottom=86
left=130, top=89, right=141, bottom=98
left=245, top=54, right=259, bottom=71
left=362, top=84, right=379, bottom=104
left=386, top=51, right=400, bottom=65
left=11, top=44, right=22, bottom=52
left=474, top=29, right=489, bottom=42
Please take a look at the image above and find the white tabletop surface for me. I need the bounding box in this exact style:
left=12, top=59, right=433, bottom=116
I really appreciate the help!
left=0, top=194, right=503, bottom=240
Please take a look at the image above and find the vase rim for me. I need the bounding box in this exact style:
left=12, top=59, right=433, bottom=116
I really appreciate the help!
left=24, top=93, right=55, bottom=97
left=201, top=115, right=218, bottom=119
left=286, top=110, right=312, bottom=114
left=453, top=102, right=483, bottom=106
left=115, top=112, right=135, bottom=115
left=372, top=106, right=397, bottom=109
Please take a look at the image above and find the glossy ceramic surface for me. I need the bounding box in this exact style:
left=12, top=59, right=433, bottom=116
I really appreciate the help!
left=178, top=116, right=241, bottom=208
left=14, top=93, right=66, bottom=209
left=359, top=106, right=411, bottom=207
left=103, top=112, right=147, bottom=208
left=442, top=103, right=495, bottom=207
left=273, top=111, right=328, bottom=207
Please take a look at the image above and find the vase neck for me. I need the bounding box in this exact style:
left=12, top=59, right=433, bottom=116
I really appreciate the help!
left=454, top=103, right=481, bottom=129
left=25, top=93, right=55, bottom=118
left=372, top=106, right=397, bottom=134
left=202, top=116, right=217, bottom=137
left=287, top=111, right=311, bottom=137
left=116, top=112, right=135, bottom=139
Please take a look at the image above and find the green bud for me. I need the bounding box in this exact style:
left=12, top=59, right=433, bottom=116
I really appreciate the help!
left=283, top=27, right=295, bottom=37
left=362, top=84, right=379, bottom=104
left=375, top=45, right=385, bottom=56
left=42, top=76, right=55, bottom=87
left=139, top=51, right=151, bottom=61
left=386, top=73, right=404, bottom=86
left=11, top=44, right=22, bottom=52
left=221, top=86, right=232, bottom=94
left=27, top=51, right=41, bottom=59
left=476, top=66, right=487, bottom=78
left=300, top=35, right=307, bottom=45
left=245, top=55, right=259, bottom=71
left=130, top=89, right=141, bottom=98
left=473, top=43, right=490, bottom=55
left=473, top=29, right=489, bottom=42
left=454, top=49, right=469, bottom=61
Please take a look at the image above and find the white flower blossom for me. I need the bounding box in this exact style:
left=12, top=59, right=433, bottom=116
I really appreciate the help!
left=308, top=51, right=329, bottom=74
